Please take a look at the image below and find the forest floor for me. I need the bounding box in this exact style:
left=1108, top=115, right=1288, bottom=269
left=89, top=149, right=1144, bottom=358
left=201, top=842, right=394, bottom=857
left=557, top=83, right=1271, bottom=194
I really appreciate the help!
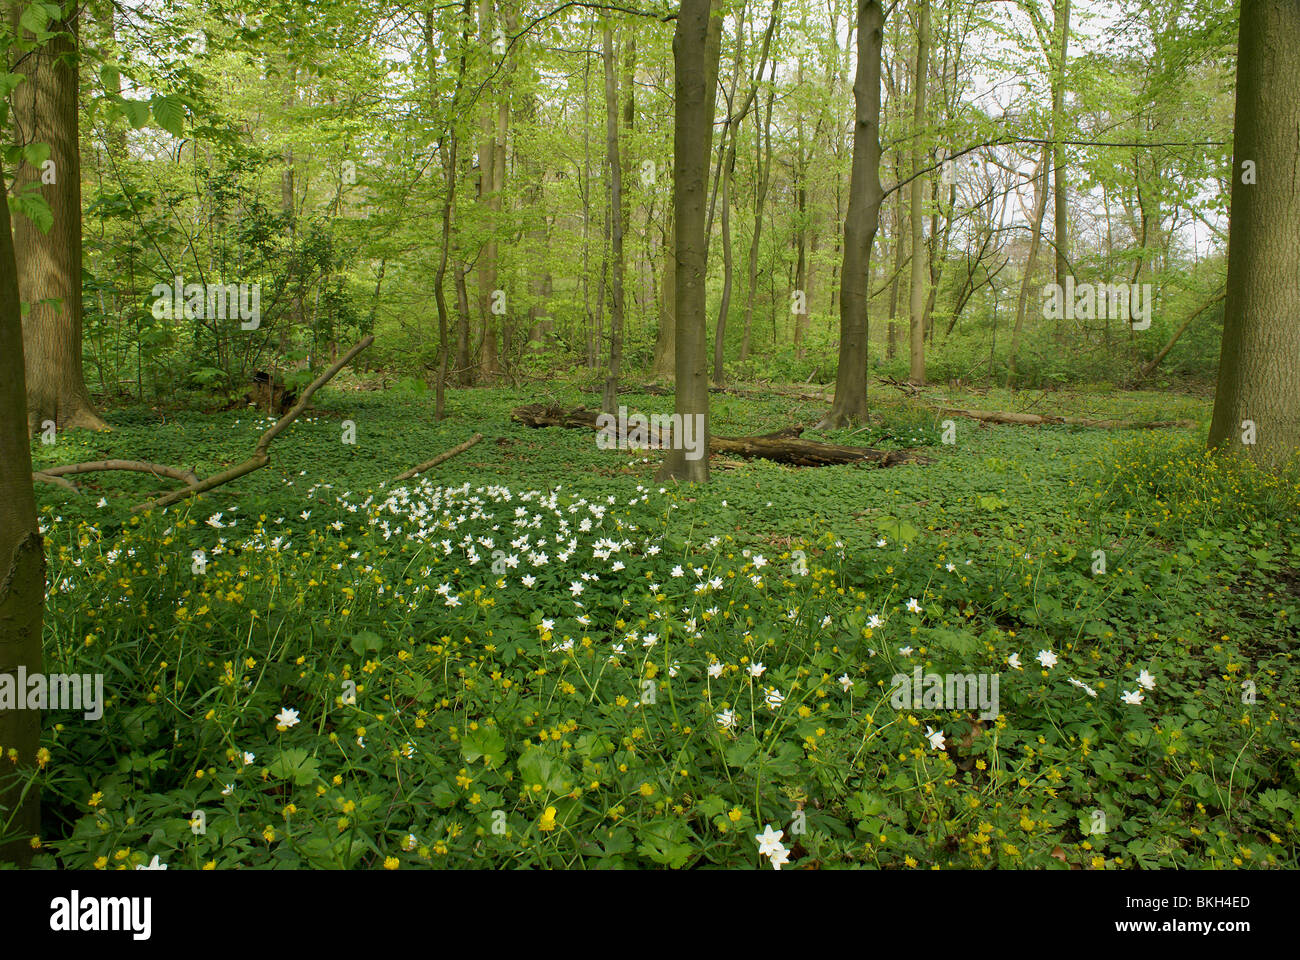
left=21, top=380, right=1299, bottom=869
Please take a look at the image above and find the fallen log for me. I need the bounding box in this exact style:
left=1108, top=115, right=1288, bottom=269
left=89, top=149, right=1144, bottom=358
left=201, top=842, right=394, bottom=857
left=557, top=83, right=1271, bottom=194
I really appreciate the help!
left=938, top=407, right=1194, bottom=429
left=709, top=434, right=924, bottom=467
left=133, top=335, right=374, bottom=512
left=393, top=433, right=484, bottom=481
left=510, top=405, right=929, bottom=467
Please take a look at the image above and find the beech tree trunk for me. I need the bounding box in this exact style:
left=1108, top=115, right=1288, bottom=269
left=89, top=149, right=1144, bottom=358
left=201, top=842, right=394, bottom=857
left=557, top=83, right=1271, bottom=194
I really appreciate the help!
left=10, top=3, right=106, bottom=433
left=601, top=22, right=625, bottom=415
left=740, top=48, right=778, bottom=363
left=0, top=160, right=44, bottom=866
left=651, top=212, right=676, bottom=380
left=712, top=3, right=747, bottom=387
left=1052, top=0, right=1071, bottom=296
left=657, top=0, right=721, bottom=483
left=821, top=0, right=885, bottom=428
left=1207, top=0, right=1300, bottom=468
left=907, top=0, right=929, bottom=385
left=475, top=0, right=502, bottom=380
left=430, top=3, right=470, bottom=420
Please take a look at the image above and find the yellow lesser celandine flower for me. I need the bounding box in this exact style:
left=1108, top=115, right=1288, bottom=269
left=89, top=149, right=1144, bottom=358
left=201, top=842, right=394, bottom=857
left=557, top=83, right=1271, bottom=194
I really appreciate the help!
left=538, top=807, right=557, bottom=832
left=383, top=856, right=400, bottom=870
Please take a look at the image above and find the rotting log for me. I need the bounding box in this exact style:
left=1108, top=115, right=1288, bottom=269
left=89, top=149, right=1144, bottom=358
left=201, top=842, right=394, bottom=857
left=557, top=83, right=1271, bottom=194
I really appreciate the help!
left=938, top=407, right=1194, bottom=429
left=511, top=404, right=929, bottom=467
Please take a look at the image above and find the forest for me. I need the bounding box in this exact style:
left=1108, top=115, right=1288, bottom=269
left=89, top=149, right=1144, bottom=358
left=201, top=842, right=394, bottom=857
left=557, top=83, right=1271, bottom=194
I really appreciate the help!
left=0, top=0, right=1296, bottom=875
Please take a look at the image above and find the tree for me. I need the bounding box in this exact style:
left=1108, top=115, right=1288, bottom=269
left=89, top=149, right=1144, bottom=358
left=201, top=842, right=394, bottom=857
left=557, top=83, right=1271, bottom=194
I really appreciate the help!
left=430, top=2, right=472, bottom=420
left=1051, top=0, right=1071, bottom=296
left=819, top=0, right=884, bottom=429
left=907, top=0, right=929, bottom=385
left=475, top=0, right=508, bottom=381
left=10, top=2, right=106, bottom=433
left=1006, top=144, right=1050, bottom=386
left=657, top=0, right=721, bottom=483
left=601, top=21, right=625, bottom=414
left=0, top=158, right=45, bottom=865
left=1207, top=0, right=1300, bottom=468
left=651, top=212, right=676, bottom=381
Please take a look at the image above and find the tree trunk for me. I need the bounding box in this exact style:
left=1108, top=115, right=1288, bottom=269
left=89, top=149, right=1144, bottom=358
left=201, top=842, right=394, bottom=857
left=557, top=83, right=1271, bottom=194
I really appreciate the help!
left=454, top=261, right=472, bottom=383
left=1207, top=0, right=1300, bottom=468
left=712, top=3, right=747, bottom=387
left=1052, top=0, right=1071, bottom=298
left=475, top=0, right=502, bottom=380
left=601, top=23, right=625, bottom=415
left=740, top=49, right=778, bottom=363
left=430, top=3, right=470, bottom=420
left=792, top=43, right=809, bottom=357
left=0, top=159, right=44, bottom=866
left=10, top=3, right=106, bottom=433
left=907, top=0, right=929, bottom=385
left=887, top=184, right=905, bottom=360
left=1006, top=144, right=1051, bottom=386
left=820, top=0, right=885, bottom=429
left=714, top=131, right=735, bottom=385
left=651, top=213, right=676, bottom=380
left=657, top=0, right=721, bottom=483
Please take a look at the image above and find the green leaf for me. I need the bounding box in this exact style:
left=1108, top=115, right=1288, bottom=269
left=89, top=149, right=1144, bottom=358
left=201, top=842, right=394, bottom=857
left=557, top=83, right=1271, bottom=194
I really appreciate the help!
left=151, top=95, right=185, bottom=137
left=22, top=141, right=50, bottom=168
left=635, top=818, right=694, bottom=868
left=120, top=99, right=152, bottom=129
left=875, top=516, right=919, bottom=543
left=724, top=733, right=759, bottom=768
left=268, top=748, right=321, bottom=786
left=9, top=188, right=52, bottom=233
left=460, top=726, right=506, bottom=767
left=350, top=629, right=384, bottom=657
left=19, top=3, right=52, bottom=35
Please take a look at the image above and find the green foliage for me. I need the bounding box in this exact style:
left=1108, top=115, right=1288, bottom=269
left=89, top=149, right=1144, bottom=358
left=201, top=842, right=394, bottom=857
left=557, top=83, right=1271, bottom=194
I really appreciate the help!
left=9, top=385, right=1296, bottom=870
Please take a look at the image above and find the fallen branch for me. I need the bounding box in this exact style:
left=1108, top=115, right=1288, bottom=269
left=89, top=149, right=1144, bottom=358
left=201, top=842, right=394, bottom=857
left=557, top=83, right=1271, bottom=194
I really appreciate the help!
left=1137, top=288, right=1226, bottom=380
left=511, top=405, right=929, bottom=467
left=36, top=459, right=199, bottom=487
left=876, top=375, right=923, bottom=397
left=393, top=433, right=484, bottom=481
left=938, top=407, right=1194, bottom=429
left=132, top=335, right=374, bottom=512
left=708, top=434, right=925, bottom=466
left=33, top=471, right=79, bottom=494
